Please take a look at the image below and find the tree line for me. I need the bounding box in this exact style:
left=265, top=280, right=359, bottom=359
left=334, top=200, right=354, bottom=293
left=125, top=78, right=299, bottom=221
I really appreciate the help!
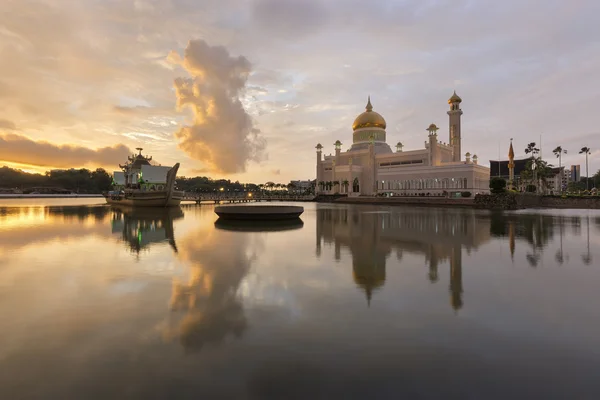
left=1, top=166, right=313, bottom=194
left=0, top=166, right=113, bottom=193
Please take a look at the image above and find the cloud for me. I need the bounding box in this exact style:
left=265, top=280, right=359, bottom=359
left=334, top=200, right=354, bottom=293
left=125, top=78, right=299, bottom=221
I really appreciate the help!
left=0, top=133, right=131, bottom=168
left=271, top=169, right=281, bottom=175
left=170, top=39, right=266, bottom=174
left=112, top=105, right=153, bottom=115
left=0, top=119, right=17, bottom=130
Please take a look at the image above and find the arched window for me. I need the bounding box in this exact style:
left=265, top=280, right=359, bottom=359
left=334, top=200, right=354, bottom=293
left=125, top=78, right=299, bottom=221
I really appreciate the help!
left=353, top=177, right=360, bottom=193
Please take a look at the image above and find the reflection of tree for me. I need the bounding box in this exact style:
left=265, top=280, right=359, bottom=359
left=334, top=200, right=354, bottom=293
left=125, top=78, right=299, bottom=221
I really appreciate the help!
left=110, top=206, right=183, bottom=254
left=582, top=216, right=592, bottom=266
left=48, top=205, right=111, bottom=222
left=489, top=213, right=586, bottom=267
left=316, top=206, right=490, bottom=311
left=163, top=227, right=254, bottom=352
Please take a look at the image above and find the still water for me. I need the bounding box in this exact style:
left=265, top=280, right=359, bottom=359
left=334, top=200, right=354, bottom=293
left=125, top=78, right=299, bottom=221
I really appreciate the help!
left=1, top=200, right=600, bottom=399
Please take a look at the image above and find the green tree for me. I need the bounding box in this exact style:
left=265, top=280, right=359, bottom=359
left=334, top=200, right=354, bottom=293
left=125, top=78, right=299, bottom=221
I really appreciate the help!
left=579, top=147, right=591, bottom=190
left=489, top=177, right=507, bottom=194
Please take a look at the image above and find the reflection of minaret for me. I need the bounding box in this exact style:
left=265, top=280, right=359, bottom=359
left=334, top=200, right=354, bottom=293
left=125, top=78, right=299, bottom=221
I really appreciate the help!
left=509, top=220, right=515, bottom=262
left=449, top=245, right=463, bottom=311
left=428, top=246, right=439, bottom=282
left=316, top=209, right=322, bottom=257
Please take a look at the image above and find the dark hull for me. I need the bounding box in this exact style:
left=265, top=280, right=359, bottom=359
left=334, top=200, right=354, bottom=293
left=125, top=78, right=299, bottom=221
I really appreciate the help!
left=104, top=191, right=183, bottom=207
left=214, top=205, right=304, bottom=220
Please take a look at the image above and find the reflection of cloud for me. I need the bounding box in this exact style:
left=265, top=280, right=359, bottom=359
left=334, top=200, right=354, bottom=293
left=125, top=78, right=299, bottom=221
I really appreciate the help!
left=162, top=225, right=257, bottom=351
left=0, top=133, right=131, bottom=168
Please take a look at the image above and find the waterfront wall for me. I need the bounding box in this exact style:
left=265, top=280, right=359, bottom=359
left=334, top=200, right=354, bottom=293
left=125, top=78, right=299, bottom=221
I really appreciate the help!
left=475, top=193, right=600, bottom=210
left=335, top=196, right=475, bottom=208
left=540, top=196, right=600, bottom=209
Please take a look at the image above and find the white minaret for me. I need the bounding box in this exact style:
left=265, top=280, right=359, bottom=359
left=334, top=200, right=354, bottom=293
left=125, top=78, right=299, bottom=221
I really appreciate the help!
left=447, top=91, right=463, bottom=162
left=315, top=143, right=323, bottom=192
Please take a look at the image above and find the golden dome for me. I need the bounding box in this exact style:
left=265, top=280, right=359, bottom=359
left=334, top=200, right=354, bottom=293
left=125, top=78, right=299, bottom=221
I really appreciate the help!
left=448, top=90, right=462, bottom=104
left=352, top=96, right=386, bottom=131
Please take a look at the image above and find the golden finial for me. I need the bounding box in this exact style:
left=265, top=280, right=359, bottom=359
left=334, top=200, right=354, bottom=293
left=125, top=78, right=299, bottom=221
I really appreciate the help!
left=366, top=96, right=373, bottom=112
left=508, top=138, right=515, bottom=159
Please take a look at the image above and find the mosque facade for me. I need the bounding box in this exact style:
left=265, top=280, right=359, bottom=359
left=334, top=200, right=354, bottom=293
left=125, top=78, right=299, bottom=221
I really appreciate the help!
left=315, top=92, right=490, bottom=196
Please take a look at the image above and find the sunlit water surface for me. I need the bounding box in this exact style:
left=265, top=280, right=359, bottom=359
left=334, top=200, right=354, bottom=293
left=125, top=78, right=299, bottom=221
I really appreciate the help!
left=1, top=199, right=600, bottom=399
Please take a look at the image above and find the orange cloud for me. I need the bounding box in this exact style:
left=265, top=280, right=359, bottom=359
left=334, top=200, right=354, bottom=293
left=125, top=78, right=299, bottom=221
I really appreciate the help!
left=170, top=39, right=266, bottom=175
left=0, top=133, right=131, bottom=169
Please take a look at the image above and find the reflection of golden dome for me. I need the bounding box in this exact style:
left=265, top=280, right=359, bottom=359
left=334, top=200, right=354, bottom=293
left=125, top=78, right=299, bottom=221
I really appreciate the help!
left=352, top=96, right=386, bottom=131
left=448, top=90, right=462, bottom=104
left=353, top=264, right=386, bottom=306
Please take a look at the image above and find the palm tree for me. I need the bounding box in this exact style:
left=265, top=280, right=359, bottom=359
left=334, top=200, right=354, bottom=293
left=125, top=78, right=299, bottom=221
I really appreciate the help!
left=579, top=147, right=591, bottom=190
left=524, top=142, right=541, bottom=193
left=525, top=142, right=540, bottom=157
left=553, top=146, right=567, bottom=192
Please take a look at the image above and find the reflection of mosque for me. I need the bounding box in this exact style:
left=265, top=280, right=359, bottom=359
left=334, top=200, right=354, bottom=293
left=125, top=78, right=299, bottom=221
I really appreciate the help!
left=315, top=206, right=491, bottom=310
left=110, top=206, right=183, bottom=253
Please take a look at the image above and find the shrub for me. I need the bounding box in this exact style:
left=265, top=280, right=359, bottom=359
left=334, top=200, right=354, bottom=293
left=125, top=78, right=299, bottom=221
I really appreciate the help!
left=489, top=177, right=507, bottom=194
left=461, top=191, right=472, bottom=198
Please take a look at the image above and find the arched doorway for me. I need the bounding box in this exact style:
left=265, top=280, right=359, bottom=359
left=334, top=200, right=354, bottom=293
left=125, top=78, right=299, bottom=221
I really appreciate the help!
left=353, top=177, right=360, bottom=193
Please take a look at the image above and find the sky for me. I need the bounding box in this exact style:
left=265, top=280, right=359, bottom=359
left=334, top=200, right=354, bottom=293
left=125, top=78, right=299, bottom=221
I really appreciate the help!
left=0, top=0, right=599, bottom=182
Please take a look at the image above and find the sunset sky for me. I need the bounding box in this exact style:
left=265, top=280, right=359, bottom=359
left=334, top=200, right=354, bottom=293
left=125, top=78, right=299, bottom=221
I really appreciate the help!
left=1, top=0, right=599, bottom=182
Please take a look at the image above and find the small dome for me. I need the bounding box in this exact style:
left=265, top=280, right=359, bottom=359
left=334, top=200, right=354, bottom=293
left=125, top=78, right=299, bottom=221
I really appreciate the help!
left=448, top=91, right=462, bottom=104
left=352, top=96, right=386, bottom=131
left=316, top=143, right=323, bottom=149
left=427, top=123, right=439, bottom=131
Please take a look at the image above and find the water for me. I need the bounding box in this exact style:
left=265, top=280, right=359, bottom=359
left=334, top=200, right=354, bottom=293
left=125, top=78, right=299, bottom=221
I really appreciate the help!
left=1, top=199, right=600, bottom=399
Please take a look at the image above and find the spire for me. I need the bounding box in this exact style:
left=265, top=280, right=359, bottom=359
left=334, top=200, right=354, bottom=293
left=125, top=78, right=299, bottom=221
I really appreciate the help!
left=508, top=138, right=515, bottom=159
left=366, top=96, right=373, bottom=112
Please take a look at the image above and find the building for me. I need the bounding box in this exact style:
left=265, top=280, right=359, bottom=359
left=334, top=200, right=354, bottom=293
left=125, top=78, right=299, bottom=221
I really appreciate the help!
left=289, top=180, right=314, bottom=193
left=547, top=167, right=566, bottom=193
left=571, top=165, right=581, bottom=182
left=315, top=93, right=490, bottom=196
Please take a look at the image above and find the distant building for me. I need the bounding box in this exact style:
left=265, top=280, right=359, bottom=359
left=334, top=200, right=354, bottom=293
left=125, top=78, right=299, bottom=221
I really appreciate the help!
left=547, top=167, right=565, bottom=193
left=571, top=165, right=581, bottom=182
left=289, top=180, right=314, bottom=193
left=489, top=157, right=532, bottom=180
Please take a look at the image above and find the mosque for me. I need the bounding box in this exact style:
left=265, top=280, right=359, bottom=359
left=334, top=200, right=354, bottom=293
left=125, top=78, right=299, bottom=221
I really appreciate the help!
left=315, top=92, right=490, bottom=196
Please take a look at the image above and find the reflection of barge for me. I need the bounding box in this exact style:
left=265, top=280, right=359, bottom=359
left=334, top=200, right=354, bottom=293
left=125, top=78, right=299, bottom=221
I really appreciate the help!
left=104, top=148, right=183, bottom=207
left=111, top=205, right=184, bottom=253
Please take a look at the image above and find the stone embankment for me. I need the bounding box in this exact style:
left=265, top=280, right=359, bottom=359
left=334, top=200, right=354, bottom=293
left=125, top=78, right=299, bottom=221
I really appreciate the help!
left=334, top=196, right=475, bottom=208
left=474, top=193, right=519, bottom=210
left=475, top=193, right=600, bottom=210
